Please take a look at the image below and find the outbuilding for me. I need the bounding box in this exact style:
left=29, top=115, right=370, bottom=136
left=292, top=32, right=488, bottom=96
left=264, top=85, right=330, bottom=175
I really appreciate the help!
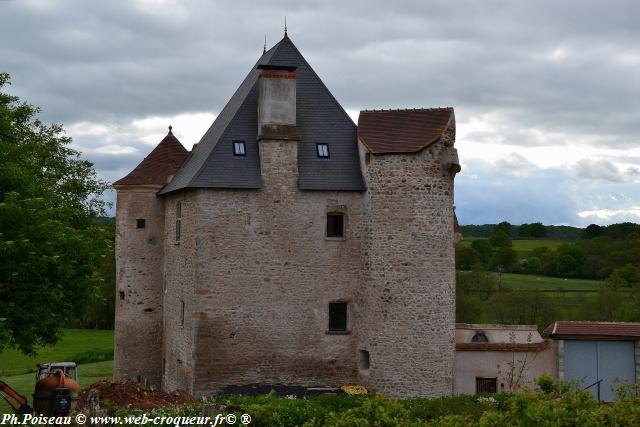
left=545, top=321, right=640, bottom=402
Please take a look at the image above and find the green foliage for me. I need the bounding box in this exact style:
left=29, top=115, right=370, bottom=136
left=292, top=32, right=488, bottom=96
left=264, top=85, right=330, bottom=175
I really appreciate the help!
left=609, top=264, right=640, bottom=287
left=0, top=73, right=110, bottom=354
left=455, top=246, right=481, bottom=270
left=106, top=383, right=640, bottom=427
left=489, top=230, right=512, bottom=248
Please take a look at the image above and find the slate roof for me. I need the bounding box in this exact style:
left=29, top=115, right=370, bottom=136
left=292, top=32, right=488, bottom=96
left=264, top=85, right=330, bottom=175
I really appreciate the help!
left=114, top=128, right=189, bottom=186
left=544, top=321, right=640, bottom=339
left=159, top=35, right=365, bottom=194
left=358, top=108, right=453, bottom=154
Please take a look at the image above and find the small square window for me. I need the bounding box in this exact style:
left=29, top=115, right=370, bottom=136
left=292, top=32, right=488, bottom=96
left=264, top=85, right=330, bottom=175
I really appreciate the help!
left=233, top=141, right=247, bottom=156
left=326, top=213, right=344, bottom=238
left=317, top=143, right=330, bottom=158
left=328, top=302, right=348, bottom=331
left=476, top=377, right=497, bottom=394
left=136, top=218, right=146, bottom=229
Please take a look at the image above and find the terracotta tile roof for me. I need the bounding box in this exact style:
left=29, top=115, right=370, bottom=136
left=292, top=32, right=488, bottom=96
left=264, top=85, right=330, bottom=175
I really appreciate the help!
left=456, top=341, right=550, bottom=352
left=114, top=127, right=189, bottom=187
left=544, top=321, right=640, bottom=339
left=357, top=108, right=453, bottom=154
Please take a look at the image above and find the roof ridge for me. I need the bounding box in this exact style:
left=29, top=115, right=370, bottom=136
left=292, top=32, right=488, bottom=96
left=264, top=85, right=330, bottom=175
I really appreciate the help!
left=360, top=107, right=453, bottom=113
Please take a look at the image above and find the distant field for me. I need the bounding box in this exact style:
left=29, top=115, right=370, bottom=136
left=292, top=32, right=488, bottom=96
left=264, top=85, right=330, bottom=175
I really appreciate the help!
left=498, top=272, right=602, bottom=291
left=0, top=329, right=113, bottom=377
left=0, top=329, right=113, bottom=413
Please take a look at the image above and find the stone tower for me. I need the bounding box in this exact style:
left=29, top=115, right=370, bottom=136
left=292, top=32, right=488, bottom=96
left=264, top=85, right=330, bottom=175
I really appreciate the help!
left=356, top=109, right=460, bottom=398
left=112, top=128, right=188, bottom=388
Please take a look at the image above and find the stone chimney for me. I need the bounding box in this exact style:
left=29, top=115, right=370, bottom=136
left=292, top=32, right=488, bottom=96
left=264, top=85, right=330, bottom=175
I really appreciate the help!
left=257, top=64, right=298, bottom=140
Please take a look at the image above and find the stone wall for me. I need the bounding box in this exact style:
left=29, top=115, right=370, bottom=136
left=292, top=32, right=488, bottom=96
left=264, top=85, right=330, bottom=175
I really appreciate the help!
left=114, top=186, right=165, bottom=389
left=357, top=117, right=458, bottom=398
left=163, top=138, right=367, bottom=396
left=161, top=190, right=198, bottom=393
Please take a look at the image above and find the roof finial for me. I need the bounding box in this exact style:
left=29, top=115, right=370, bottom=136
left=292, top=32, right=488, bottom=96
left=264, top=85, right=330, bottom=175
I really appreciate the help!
left=168, top=125, right=173, bottom=133
left=263, top=35, right=267, bottom=54
left=284, top=16, right=288, bottom=37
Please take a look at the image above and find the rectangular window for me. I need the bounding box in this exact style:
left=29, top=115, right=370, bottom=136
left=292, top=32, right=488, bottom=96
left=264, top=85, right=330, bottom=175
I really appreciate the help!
left=136, top=218, right=146, bottom=229
left=328, top=302, right=348, bottom=332
left=476, top=377, right=497, bottom=394
left=358, top=350, right=370, bottom=371
left=316, top=143, right=330, bottom=158
left=119, top=291, right=125, bottom=301
left=233, top=141, right=246, bottom=156
left=326, top=213, right=344, bottom=238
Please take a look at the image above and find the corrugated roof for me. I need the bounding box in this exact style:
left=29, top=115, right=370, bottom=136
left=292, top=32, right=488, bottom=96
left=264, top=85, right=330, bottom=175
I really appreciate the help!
left=159, top=35, right=365, bottom=194
left=544, top=321, right=640, bottom=339
left=114, top=128, right=189, bottom=186
left=358, top=108, right=453, bottom=154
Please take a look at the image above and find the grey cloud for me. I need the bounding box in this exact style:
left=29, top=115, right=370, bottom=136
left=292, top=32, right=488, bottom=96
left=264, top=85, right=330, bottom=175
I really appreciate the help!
left=3, top=0, right=640, bottom=224
left=573, top=158, right=625, bottom=183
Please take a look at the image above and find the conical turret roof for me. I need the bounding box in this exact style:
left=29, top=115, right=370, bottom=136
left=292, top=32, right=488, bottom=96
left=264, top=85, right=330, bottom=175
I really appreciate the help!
left=114, top=127, right=189, bottom=186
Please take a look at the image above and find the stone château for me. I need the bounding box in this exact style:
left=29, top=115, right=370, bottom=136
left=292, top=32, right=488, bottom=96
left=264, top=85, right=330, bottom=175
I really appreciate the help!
left=113, top=34, right=461, bottom=398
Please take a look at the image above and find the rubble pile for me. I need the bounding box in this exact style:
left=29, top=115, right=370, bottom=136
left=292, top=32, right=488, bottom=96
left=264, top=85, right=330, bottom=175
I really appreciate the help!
left=77, top=379, right=195, bottom=410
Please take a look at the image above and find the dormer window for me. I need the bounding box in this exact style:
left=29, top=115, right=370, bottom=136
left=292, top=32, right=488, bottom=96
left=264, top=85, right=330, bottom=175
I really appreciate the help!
left=233, top=141, right=246, bottom=156
left=316, top=143, right=330, bottom=158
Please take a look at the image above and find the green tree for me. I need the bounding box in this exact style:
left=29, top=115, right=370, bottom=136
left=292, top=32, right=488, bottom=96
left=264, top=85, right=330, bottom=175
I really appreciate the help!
left=529, top=222, right=546, bottom=238
left=518, top=223, right=532, bottom=238
left=609, top=264, right=640, bottom=287
left=495, top=221, right=513, bottom=237
left=583, top=224, right=603, bottom=239
left=490, top=230, right=513, bottom=248
left=0, top=73, right=110, bottom=354
left=471, top=239, right=493, bottom=268
left=455, top=245, right=481, bottom=270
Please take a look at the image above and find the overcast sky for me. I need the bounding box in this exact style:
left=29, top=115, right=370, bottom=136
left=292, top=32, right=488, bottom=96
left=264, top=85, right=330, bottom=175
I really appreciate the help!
left=2, top=0, right=639, bottom=226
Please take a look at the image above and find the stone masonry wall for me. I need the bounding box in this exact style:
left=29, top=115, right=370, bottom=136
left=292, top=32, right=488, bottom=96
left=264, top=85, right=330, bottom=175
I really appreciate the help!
left=114, top=186, right=164, bottom=389
left=162, top=190, right=198, bottom=393
left=185, top=138, right=366, bottom=396
left=358, top=118, right=458, bottom=398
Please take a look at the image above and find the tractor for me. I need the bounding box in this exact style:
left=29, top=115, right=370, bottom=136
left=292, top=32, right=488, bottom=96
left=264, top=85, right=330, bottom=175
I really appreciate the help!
left=0, top=362, right=80, bottom=416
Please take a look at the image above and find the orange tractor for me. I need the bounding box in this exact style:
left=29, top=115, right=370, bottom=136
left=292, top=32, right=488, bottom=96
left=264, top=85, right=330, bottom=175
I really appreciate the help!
left=1, top=362, right=80, bottom=415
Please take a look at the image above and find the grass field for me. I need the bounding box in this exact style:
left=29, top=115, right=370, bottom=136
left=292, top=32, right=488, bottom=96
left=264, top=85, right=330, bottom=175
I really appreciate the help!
left=498, top=272, right=602, bottom=291
left=0, top=329, right=113, bottom=414
left=0, top=329, right=113, bottom=376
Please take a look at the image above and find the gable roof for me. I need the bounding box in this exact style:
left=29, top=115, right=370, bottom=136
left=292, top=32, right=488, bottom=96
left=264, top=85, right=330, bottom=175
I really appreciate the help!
left=159, top=35, right=365, bottom=194
left=357, top=108, right=453, bottom=154
left=544, top=321, right=640, bottom=339
left=114, top=128, right=189, bottom=186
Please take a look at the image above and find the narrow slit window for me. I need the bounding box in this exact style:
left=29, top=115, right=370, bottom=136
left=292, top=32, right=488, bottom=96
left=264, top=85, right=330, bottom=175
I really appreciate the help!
left=233, top=141, right=246, bottom=156
left=119, top=291, right=125, bottom=301
left=317, top=143, right=330, bottom=158
left=359, top=350, right=370, bottom=371
left=180, top=300, right=185, bottom=326
left=175, top=201, right=182, bottom=242
left=326, top=213, right=344, bottom=238
left=136, top=218, right=146, bottom=229
left=328, top=302, right=348, bottom=331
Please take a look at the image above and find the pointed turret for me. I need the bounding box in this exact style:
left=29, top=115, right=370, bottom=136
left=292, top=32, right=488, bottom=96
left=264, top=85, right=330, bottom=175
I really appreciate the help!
left=114, top=127, right=189, bottom=187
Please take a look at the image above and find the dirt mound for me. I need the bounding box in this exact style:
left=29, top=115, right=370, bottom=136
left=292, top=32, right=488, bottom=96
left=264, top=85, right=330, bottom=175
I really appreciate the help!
left=77, top=379, right=195, bottom=411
